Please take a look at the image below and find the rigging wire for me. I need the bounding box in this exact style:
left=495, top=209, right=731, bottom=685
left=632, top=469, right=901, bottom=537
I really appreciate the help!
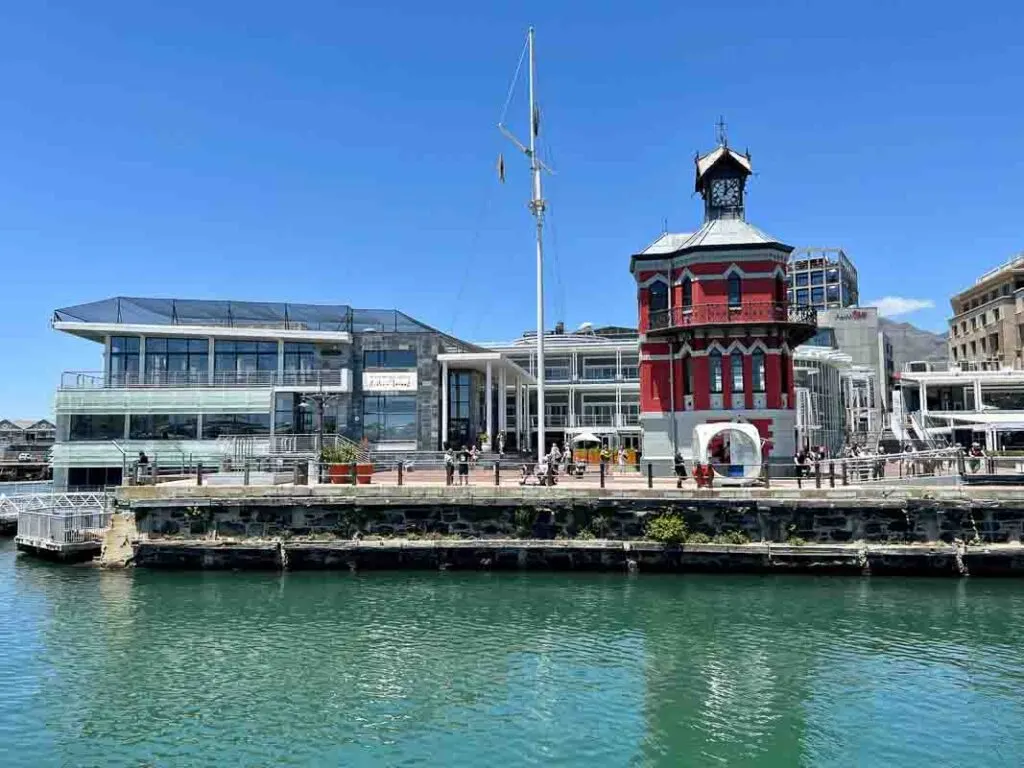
left=499, top=35, right=529, bottom=129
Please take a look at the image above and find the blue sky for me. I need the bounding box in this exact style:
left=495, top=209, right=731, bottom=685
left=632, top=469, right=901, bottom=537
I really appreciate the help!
left=2, top=0, right=1022, bottom=416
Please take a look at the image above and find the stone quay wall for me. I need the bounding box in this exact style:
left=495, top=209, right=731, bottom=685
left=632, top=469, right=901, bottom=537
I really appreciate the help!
left=122, top=488, right=1024, bottom=547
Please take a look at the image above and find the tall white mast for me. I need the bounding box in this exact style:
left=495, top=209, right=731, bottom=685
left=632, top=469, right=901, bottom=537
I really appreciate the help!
left=499, top=26, right=548, bottom=465
left=527, top=27, right=546, bottom=465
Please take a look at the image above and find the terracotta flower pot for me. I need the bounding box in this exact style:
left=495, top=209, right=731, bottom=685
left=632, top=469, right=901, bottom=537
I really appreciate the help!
left=355, top=462, right=373, bottom=485
left=328, top=463, right=355, bottom=485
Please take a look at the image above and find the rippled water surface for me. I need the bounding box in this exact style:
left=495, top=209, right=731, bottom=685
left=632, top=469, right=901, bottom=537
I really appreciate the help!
left=2, top=540, right=1024, bottom=767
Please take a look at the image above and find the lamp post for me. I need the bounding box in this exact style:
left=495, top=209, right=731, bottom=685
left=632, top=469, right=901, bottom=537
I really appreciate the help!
left=299, top=380, right=339, bottom=455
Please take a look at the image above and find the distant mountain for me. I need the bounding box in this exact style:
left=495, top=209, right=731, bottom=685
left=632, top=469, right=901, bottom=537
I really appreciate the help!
left=879, top=317, right=948, bottom=370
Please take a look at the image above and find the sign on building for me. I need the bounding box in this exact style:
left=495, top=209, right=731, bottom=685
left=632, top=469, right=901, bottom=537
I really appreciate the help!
left=362, top=371, right=418, bottom=392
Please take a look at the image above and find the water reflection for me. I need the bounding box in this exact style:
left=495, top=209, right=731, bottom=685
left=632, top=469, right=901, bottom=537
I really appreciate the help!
left=3, top=543, right=1024, bottom=767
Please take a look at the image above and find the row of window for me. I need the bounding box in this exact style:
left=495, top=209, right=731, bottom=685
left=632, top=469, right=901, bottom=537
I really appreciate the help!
left=959, top=281, right=1016, bottom=313
left=953, top=308, right=1001, bottom=337
left=649, top=274, right=749, bottom=314
left=670, top=351, right=777, bottom=396
left=68, top=413, right=273, bottom=441
left=952, top=333, right=1001, bottom=360
left=109, top=338, right=417, bottom=377
left=790, top=286, right=841, bottom=305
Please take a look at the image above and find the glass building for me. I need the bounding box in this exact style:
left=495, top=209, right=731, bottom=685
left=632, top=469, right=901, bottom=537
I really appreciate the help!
left=787, top=248, right=859, bottom=311
left=50, top=296, right=531, bottom=489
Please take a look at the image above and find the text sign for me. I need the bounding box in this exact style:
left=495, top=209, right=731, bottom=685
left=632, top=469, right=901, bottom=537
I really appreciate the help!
left=362, top=371, right=418, bottom=392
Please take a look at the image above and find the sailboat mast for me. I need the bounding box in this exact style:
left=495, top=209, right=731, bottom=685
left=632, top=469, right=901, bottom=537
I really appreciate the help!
left=527, top=26, right=546, bottom=464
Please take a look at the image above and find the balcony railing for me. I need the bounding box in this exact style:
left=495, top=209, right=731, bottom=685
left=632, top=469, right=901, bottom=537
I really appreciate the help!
left=526, top=413, right=641, bottom=429
left=648, top=302, right=817, bottom=333
left=60, top=370, right=347, bottom=390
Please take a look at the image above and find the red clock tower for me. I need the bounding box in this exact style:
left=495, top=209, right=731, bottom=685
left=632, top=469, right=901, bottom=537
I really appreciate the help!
left=629, top=136, right=817, bottom=470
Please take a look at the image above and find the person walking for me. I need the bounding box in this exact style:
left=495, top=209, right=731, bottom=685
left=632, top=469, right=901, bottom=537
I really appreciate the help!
left=457, top=445, right=470, bottom=486
left=444, top=446, right=455, bottom=486
left=674, top=450, right=687, bottom=489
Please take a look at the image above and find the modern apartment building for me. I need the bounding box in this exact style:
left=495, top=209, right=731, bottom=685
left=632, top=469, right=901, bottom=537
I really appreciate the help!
left=947, top=253, right=1024, bottom=370
left=50, top=296, right=531, bottom=488
left=787, top=247, right=859, bottom=312
left=477, top=324, right=641, bottom=453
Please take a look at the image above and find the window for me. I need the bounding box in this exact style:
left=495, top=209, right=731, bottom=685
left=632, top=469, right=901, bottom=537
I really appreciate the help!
left=620, top=356, right=639, bottom=380
left=1004, top=284, right=1012, bottom=296
left=274, top=393, right=312, bottom=435
left=129, top=414, right=198, bottom=440
left=752, top=351, right=765, bottom=392
left=810, top=271, right=824, bottom=286
left=780, top=353, right=789, bottom=394
left=961, top=344, right=967, bottom=357
left=826, top=267, right=840, bottom=282
left=811, top=287, right=825, bottom=305
left=363, top=349, right=417, bottom=369
left=69, top=414, right=125, bottom=441
left=284, top=342, right=316, bottom=371
left=727, top=274, right=742, bottom=307
left=709, top=350, right=723, bottom=393
left=981, top=312, right=988, bottom=326
left=796, top=289, right=809, bottom=305
left=971, top=318, right=977, bottom=330
left=994, top=308, right=1000, bottom=321
left=682, top=356, right=693, bottom=396
left=731, top=351, right=744, bottom=392
left=681, top=276, right=693, bottom=309
left=581, top=357, right=617, bottom=381
left=363, top=395, right=417, bottom=443
left=971, top=341, right=977, bottom=355
left=952, top=347, right=958, bottom=360
left=202, top=413, right=271, bottom=438
left=961, top=321, right=967, bottom=333
left=794, top=273, right=808, bottom=287
left=826, top=284, right=840, bottom=303
left=214, top=340, right=278, bottom=381
left=109, top=336, right=140, bottom=385
left=648, top=281, right=668, bottom=327
left=145, top=338, right=208, bottom=384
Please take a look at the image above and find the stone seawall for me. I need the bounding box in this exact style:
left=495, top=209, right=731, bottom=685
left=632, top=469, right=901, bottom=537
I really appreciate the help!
left=123, top=489, right=1024, bottom=546
left=127, top=539, right=1024, bottom=576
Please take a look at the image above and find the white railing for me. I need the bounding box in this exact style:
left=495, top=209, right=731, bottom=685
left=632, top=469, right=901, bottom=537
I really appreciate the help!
left=17, top=508, right=112, bottom=545
left=60, top=370, right=347, bottom=390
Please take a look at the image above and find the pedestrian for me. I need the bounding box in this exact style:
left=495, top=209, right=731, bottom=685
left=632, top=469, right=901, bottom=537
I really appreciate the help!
left=497, top=431, right=506, bottom=458
left=458, top=445, right=470, bottom=486
left=136, top=451, right=150, bottom=484
left=444, top=446, right=455, bottom=486
left=674, top=450, right=687, bottom=489
left=469, top=444, right=479, bottom=466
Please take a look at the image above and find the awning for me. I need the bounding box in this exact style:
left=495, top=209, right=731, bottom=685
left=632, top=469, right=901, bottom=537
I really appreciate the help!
left=571, top=432, right=602, bottom=445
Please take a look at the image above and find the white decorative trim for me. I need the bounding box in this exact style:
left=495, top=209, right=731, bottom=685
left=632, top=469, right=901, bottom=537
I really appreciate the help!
left=638, top=273, right=671, bottom=289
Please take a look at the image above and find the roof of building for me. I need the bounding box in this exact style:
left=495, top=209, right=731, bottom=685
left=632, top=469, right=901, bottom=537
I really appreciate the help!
left=53, top=297, right=442, bottom=334
left=635, top=218, right=790, bottom=263
left=0, top=418, right=55, bottom=431
left=695, top=145, right=752, bottom=187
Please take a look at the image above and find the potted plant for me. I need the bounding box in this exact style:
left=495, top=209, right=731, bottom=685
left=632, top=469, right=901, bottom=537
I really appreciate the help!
left=355, top=456, right=374, bottom=485
left=321, top=443, right=357, bottom=484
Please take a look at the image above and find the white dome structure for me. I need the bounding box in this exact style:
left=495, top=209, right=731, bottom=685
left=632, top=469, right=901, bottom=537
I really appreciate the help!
left=692, top=422, right=763, bottom=485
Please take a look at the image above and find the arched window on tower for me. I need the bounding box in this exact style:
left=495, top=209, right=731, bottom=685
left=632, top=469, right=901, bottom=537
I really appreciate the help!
left=728, top=273, right=742, bottom=308
left=731, top=351, right=744, bottom=392
left=709, top=350, right=723, bottom=394
left=682, top=355, right=693, bottom=396
left=752, top=350, right=766, bottom=393
left=682, top=276, right=693, bottom=309
left=648, top=280, right=668, bottom=329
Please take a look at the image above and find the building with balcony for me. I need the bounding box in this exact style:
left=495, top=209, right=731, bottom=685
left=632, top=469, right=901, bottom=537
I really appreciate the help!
left=0, top=418, right=56, bottom=460
left=470, top=324, right=641, bottom=454
left=629, top=138, right=817, bottom=469
left=50, top=296, right=530, bottom=488
left=947, top=252, right=1024, bottom=370
left=787, top=247, right=859, bottom=311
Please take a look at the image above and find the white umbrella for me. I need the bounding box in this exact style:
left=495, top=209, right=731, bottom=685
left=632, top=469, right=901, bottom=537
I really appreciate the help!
left=571, top=432, right=602, bottom=445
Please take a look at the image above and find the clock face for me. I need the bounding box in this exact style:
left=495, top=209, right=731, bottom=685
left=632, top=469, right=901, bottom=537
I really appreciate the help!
left=711, top=177, right=741, bottom=207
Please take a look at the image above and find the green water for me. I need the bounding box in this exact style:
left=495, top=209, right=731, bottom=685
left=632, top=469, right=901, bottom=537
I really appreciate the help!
left=2, top=540, right=1024, bottom=767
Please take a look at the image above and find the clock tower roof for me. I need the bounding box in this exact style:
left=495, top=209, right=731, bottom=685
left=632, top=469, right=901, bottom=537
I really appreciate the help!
left=694, top=145, right=752, bottom=193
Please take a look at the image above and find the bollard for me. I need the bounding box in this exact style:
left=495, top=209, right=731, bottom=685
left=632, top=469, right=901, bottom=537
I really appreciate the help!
left=600, top=462, right=606, bottom=489
left=243, top=465, right=250, bottom=486
left=494, top=461, right=500, bottom=486
left=815, top=462, right=821, bottom=489
left=647, top=463, right=654, bottom=489
left=351, top=462, right=357, bottom=485
left=763, top=462, right=770, bottom=489
left=829, top=461, right=835, bottom=488
left=842, top=462, right=848, bottom=486
left=398, top=461, right=404, bottom=486
left=957, top=450, right=966, bottom=476
left=797, top=469, right=802, bottom=489
left=196, top=462, right=203, bottom=486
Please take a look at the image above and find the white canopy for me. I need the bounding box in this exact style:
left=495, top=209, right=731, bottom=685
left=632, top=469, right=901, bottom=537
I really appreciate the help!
left=571, top=432, right=602, bottom=445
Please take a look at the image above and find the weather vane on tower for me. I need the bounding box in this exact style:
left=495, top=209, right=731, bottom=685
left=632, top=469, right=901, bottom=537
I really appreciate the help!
left=715, top=115, right=728, bottom=147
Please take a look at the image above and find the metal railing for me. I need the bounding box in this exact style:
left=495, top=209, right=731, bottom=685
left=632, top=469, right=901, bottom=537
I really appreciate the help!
left=648, top=302, right=818, bottom=332
left=11, top=491, right=112, bottom=547
left=60, top=370, right=347, bottom=389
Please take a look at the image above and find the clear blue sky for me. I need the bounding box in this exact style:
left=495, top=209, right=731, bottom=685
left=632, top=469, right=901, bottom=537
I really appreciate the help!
left=2, top=0, right=1022, bottom=417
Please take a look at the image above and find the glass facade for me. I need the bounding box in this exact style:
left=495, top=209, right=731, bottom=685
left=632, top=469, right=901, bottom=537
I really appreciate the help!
left=274, top=393, right=314, bottom=435
left=145, top=338, right=208, bottom=384
left=363, top=395, right=417, bottom=443
left=787, top=250, right=859, bottom=311
left=109, top=336, right=140, bottom=385
left=284, top=342, right=316, bottom=372
left=214, top=340, right=278, bottom=379
left=69, top=414, right=125, bottom=441
left=448, top=371, right=473, bottom=448
left=202, top=413, right=271, bottom=438
left=129, top=414, right=199, bottom=440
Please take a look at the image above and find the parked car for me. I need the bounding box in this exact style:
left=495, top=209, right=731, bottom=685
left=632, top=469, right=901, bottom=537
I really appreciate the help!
left=17, top=453, right=33, bottom=462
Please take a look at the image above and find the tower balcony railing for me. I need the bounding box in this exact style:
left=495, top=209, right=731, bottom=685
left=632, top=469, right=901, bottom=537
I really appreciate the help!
left=59, top=370, right=348, bottom=390
left=647, top=302, right=817, bottom=334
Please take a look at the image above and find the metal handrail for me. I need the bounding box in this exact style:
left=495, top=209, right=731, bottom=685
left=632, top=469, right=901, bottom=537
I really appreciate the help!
left=648, top=302, right=817, bottom=331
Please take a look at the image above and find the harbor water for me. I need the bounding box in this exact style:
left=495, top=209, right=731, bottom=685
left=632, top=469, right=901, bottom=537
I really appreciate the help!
left=2, top=539, right=1023, bottom=767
